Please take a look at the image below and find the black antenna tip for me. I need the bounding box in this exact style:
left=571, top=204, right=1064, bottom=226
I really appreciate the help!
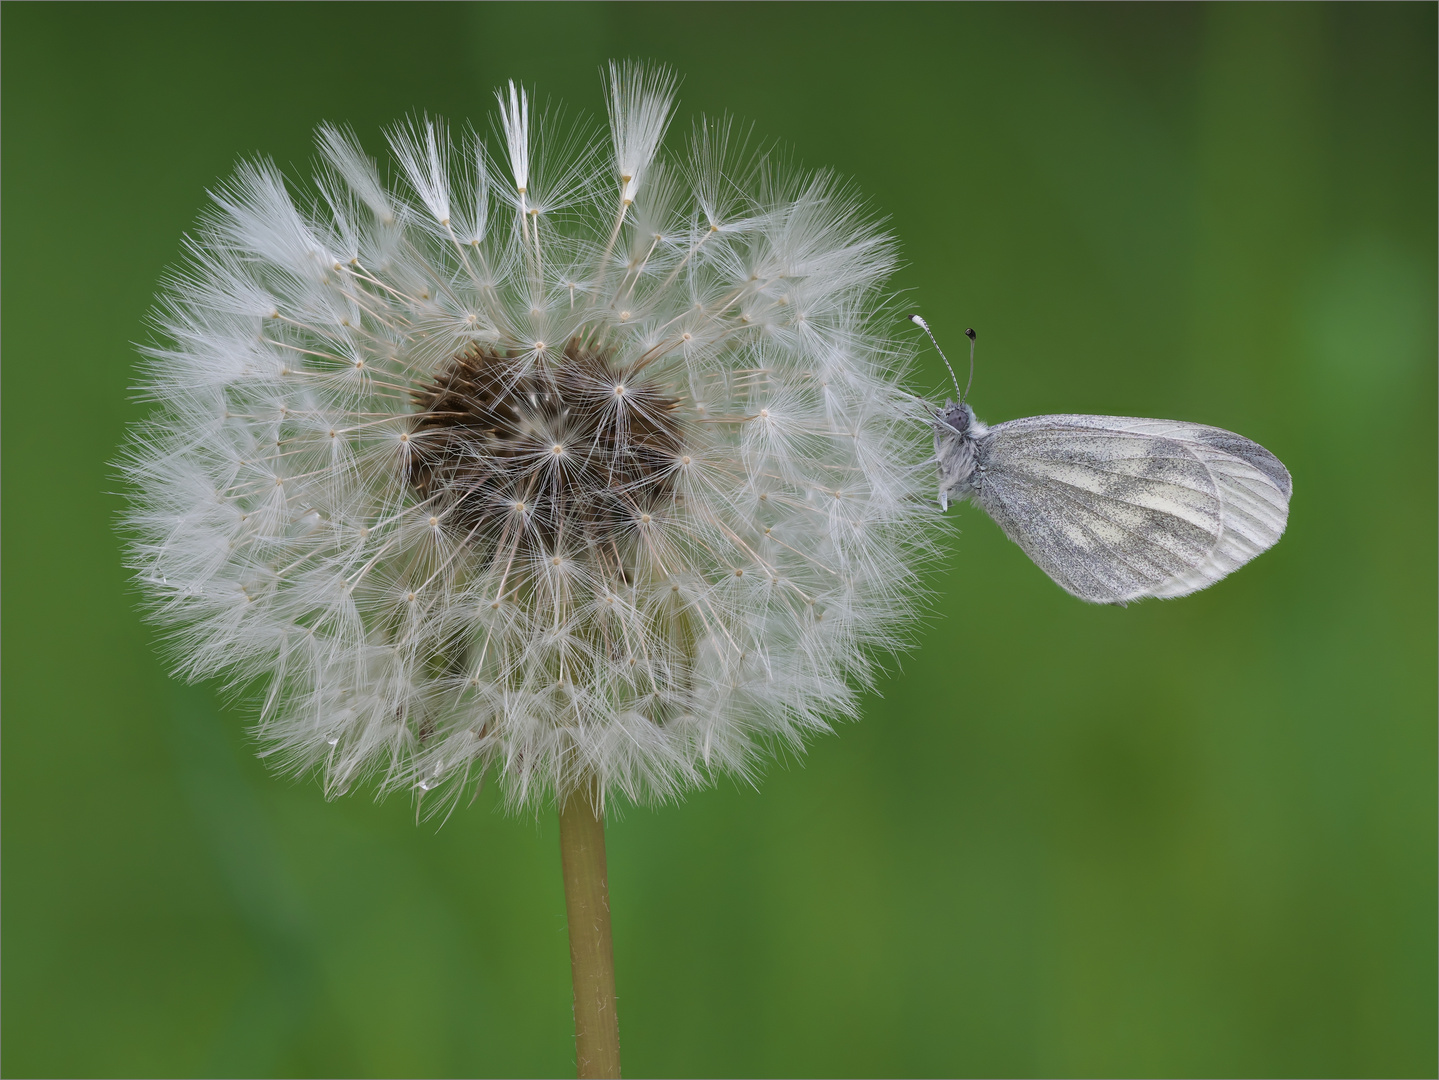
left=965, top=328, right=977, bottom=341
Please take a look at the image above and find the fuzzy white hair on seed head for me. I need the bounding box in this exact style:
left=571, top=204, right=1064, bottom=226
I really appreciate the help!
left=606, top=60, right=677, bottom=206
left=122, top=65, right=940, bottom=814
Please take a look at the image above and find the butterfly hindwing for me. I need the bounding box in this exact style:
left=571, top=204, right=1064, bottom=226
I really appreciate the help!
left=972, top=415, right=1291, bottom=604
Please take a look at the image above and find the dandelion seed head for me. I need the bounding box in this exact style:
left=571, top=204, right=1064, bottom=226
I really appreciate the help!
left=122, top=66, right=938, bottom=813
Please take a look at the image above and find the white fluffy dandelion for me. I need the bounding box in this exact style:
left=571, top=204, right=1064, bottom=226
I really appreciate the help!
left=123, top=63, right=937, bottom=814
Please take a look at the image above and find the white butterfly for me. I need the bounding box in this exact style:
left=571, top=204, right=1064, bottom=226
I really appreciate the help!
left=916, top=318, right=1292, bottom=605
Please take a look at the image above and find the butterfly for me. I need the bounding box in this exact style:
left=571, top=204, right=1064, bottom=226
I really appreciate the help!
left=915, top=317, right=1292, bottom=605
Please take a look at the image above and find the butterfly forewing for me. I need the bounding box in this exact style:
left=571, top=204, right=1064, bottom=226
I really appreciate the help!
left=972, top=415, right=1291, bottom=604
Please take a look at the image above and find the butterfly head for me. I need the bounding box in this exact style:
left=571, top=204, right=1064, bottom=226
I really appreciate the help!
left=934, top=399, right=977, bottom=438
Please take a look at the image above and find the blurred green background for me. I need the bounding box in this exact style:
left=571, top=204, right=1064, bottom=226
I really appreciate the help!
left=3, top=3, right=1434, bottom=1077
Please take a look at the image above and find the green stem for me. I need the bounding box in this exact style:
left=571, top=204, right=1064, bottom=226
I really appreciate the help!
left=559, top=778, right=620, bottom=1079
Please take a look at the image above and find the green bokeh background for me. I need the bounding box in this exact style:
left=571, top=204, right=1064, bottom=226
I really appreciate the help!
left=4, top=3, right=1435, bottom=1076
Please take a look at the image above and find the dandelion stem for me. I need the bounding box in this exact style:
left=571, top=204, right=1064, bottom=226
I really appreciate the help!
left=559, top=777, right=620, bottom=1079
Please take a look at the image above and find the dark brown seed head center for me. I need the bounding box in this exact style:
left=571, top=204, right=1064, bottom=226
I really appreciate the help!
left=407, top=340, right=685, bottom=553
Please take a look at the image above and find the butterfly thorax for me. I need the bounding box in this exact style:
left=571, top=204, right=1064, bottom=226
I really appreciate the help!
left=934, top=401, right=988, bottom=509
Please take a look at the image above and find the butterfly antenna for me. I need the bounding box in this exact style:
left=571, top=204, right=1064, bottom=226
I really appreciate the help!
left=963, top=327, right=976, bottom=404
left=909, top=314, right=962, bottom=401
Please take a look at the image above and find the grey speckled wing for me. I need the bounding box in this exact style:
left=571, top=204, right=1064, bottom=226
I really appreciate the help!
left=971, top=415, right=1291, bottom=604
